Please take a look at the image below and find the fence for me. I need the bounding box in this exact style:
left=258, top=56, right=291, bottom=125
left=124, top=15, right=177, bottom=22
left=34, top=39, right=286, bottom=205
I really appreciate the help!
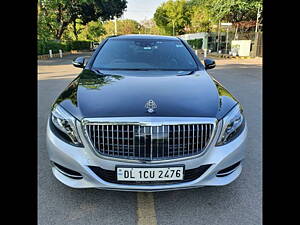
left=206, top=31, right=262, bottom=57
left=251, top=32, right=263, bottom=57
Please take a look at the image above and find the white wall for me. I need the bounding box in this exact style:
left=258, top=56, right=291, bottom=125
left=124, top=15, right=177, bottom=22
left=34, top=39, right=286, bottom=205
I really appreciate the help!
left=231, top=40, right=251, bottom=56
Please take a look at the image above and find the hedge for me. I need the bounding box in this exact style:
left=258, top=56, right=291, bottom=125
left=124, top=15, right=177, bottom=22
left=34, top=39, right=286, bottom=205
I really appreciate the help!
left=38, top=40, right=92, bottom=55
left=187, top=38, right=203, bottom=49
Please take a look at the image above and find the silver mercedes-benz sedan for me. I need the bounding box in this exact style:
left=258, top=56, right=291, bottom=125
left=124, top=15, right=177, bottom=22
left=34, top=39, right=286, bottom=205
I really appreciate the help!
left=46, top=35, right=247, bottom=191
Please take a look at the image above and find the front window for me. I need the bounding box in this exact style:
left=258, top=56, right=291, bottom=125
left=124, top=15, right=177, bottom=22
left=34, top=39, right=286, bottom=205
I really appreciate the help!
left=92, top=39, right=198, bottom=71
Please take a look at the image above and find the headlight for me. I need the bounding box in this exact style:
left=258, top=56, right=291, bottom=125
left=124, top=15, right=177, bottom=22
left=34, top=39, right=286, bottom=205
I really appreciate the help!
left=51, top=104, right=82, bottom=145
left=216, top=104, right=245, bottom=146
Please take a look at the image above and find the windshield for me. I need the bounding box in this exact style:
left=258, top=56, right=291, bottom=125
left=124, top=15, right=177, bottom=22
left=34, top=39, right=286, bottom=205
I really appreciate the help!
left=92, top=39, right=198, bottom=70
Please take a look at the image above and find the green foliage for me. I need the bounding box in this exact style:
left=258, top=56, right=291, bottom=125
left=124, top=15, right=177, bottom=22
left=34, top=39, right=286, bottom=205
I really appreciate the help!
left=37, top=40, right=92, bottom=55
left=38, top=0, right=128, bottom=40
left=38, top=40, right=64, bottom=55
left=38, top=0, right=263, bottom=43
left=61, top=18, right=86, bottom=41
left=117, top=19, right=142, bottom=35
left=102, top=19, right=142, bottom=38
left=189, top=4, right=212, bottom=32
left=154, top=0, right=192, bottom=35
left=153, top=0, right=263, bottom=35
left=209, top=0, right=262, bottom=22
left=102, top=21, right=116, bottom=37
left=78, top=21, right=106, bottom=41
left=187, top=39, right=203, bottom=49
left=68, top=40, right=91, bottom=50
left=140, top=19, right=164, bottom=35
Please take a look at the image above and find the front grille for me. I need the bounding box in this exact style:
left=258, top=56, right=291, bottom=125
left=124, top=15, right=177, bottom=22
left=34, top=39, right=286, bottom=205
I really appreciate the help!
left=88, top=164, right=212, bottom=185
left=84, top=123, right=214, bottom=161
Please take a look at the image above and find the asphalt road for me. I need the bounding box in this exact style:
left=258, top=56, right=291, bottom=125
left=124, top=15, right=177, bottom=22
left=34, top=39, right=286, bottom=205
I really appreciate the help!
left=38, top=54, right=262, bottom=225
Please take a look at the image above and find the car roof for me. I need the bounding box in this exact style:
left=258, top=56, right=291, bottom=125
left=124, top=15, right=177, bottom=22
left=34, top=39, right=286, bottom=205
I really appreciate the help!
left=108, top=34, right=179, bottom=41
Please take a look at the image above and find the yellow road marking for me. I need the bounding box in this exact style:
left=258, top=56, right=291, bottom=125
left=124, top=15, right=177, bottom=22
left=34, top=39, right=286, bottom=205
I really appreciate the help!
left=137, top=192, right=157, bottom=225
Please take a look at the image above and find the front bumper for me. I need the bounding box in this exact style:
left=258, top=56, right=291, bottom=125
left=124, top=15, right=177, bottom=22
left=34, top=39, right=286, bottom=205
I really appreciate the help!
left=46, top=118, right=248, bottom=191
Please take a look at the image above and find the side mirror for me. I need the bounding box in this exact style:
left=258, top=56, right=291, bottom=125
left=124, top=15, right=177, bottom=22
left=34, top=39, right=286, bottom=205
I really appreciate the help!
left=204, top=58, right=216, bottom=70
left=72, top=57, right=85, bottom=68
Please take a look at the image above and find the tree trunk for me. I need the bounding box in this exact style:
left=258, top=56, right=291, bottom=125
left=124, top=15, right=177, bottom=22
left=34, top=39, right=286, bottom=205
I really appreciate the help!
left=56, top=21, right=68, bottom=40
left=73, top=20, right=78, bottom=40
left=234, top=24, right=238, bottom=40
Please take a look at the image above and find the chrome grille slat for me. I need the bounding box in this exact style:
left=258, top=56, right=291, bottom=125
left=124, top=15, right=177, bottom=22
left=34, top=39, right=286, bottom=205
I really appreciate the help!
left=122, top=125, right=124, bottom=156
left=188, top=125, right=190, bottom=154
left=192, top=125, right=195, bottom=154
left=97, top=125, right=100, bottom=152
left=138, top=125, right=141, bottom=158
left=162, top=126, right=165, bottom=158
left=93, top=125, right=96, bottom=147
left=127, top=125, right=130, bottom=157
left=111, top=125, right=114, bottom=155
left=183, top=125, right=185, bottom=155
left=156, top=126, right=159, bottom=158
left=173, top=125, right=175, bottom=157
left=107, top=125, right=109, bottom=154
left=167, top=125, right=170, bottom=157
left=205, top=124, right=207, bottom=146
left=196, top=124, right=199, bottom=152
left=116, top=125, right=119, bottom=156
left=143, top=126, right=146, bottom=158
left=133, top=125, right=135, bottom=156
left=178, top=125, right=181, bottom=156
left=201, top=125, right=204, bottom=149
left=102, top=125, right=105, bottom=153
left=85, top=121, right=215, bottom=161
left=150, top=126, right=153, bottom=160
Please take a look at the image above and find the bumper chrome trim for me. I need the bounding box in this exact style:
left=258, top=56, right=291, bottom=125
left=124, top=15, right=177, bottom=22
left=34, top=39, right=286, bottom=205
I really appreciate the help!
left=51, top=162, right=83, bottom=179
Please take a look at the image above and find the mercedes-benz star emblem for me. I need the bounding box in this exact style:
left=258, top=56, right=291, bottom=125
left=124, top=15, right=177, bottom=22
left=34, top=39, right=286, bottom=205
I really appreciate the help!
left=145, top=99, right=157, bottom=113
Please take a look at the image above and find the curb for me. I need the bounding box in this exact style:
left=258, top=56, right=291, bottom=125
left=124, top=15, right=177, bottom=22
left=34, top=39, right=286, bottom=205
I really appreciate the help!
left=231, top=56, right=252, bottom=59
left=207, top=53, right=232, bottom=59
left=207, top=53, right=254, bottom=59
left=37, top=50, right=90, bottom=60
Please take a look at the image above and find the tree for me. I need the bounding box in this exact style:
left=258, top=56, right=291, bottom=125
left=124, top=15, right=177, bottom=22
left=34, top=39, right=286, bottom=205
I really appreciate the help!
left=189, top=4, right=213, bottom=32
left=62, top=18, right=86, bottom=40
left=209, top=0, right=262, bottom=23
left=182, top=0, right=262, bottom=34
left=140, top=19, right=163, bottom=35
left=118, top=19, right=142, bottom=34
left=154, top=0, right=192, bottom=35
left=79, top=21, right=106, bottom=41
left=38, top=0, right=81, bottom=40
left=102, top=19, right=142, bottom=37
left=38, top=0, right=127, bottom=40
left=76, top=0, right=127, bottom=39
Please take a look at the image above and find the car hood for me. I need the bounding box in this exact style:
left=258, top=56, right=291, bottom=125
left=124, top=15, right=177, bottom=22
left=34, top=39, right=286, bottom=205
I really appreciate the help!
left=55, top=69, right=238, bottom=120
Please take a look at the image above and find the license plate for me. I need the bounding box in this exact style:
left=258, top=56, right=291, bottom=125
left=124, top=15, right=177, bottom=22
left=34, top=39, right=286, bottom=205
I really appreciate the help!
left=116, top=166, right=184, bottom=181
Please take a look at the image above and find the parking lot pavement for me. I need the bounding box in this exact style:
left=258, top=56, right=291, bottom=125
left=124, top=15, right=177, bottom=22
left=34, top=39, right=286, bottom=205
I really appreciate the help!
left=154, top=60, right=262, bottom=225
left=38, top=54, right=262, bottom=225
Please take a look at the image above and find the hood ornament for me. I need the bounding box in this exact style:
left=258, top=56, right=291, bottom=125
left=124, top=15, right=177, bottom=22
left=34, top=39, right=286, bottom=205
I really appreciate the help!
left=145, top=99, right=157, bottom=113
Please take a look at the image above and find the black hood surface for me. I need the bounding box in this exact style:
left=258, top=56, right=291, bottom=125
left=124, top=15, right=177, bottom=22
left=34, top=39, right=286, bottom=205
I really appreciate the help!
left=55, top=69, right=238, bottom=120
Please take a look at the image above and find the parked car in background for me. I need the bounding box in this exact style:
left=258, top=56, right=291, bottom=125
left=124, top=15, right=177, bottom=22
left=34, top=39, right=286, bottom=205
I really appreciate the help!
left=91, top=42, right=100, bottom=51
left=47, top=35, right=247, bottom=191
